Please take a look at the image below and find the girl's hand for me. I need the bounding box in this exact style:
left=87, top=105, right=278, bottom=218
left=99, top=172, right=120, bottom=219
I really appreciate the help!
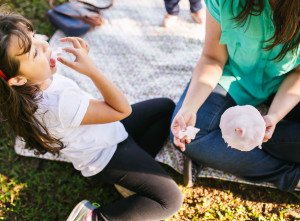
left=61, top=37, right=90, bottom=53
left=263, top=114, right=278, bottom=142
left=171, top=108, right=196, bottom=151
left=57, top=37, right=96, bottom=76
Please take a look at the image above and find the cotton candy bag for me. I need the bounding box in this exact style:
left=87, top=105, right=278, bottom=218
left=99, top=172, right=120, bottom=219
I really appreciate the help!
left=178, top=126, right=200, bottom=139
left=219, top=105, right=266, bottom=151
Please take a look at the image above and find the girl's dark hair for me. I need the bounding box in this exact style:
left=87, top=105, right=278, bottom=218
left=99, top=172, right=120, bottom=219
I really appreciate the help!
left=233, top=0, right=300, bottom=61
left=0, top=12, right=64, bottom=155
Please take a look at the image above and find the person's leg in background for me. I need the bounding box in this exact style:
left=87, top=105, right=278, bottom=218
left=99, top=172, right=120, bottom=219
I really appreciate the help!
left=162, top=0, right=180, bottom=27
left=164, top=0, right=180, bottom=15
left=121, top=97, right=175, bottom=157
left=170, top=83, right=300, bottom=192
left=189, top=0, right=206, bottom=24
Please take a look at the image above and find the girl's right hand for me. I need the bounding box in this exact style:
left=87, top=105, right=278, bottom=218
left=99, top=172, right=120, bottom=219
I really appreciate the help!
left=57, top=37, right=97, bottom=76
left=171, top=108, right=197, bottom=152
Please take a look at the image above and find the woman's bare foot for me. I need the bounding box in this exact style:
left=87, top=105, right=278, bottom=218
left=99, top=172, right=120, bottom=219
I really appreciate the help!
left=162, top=14, right=178, bottom=28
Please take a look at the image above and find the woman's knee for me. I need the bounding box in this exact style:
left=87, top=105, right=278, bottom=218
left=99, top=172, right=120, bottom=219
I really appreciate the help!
left=183, top=131, right=216, bottom=160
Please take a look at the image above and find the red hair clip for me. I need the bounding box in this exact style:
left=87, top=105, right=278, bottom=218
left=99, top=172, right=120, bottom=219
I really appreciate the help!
left=0, top=69, right=8, bottom=81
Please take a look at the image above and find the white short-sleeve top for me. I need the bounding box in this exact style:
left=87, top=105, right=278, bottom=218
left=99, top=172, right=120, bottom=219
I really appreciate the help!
left=35, top=74, right=128, bottom=177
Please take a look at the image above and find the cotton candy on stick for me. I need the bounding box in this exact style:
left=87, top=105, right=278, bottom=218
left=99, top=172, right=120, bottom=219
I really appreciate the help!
left=51, top=47, right=75, bottom=62
left=50, top=47, right=64, bottom=61
left=178, top=126, right=200, bottom=140
left=219, top=105, right=266, bottom=151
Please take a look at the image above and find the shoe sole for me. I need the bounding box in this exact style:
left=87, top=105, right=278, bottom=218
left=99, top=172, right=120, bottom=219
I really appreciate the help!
left=66, top=200, right=89, bottom=221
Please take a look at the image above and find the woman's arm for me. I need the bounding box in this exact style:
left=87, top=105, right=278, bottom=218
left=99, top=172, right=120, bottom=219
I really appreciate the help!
left=58, top=37, right=132, bottom=125
left=267, top=66, right=300, bottom=122
left=263, top=66, right=300, bottom=141
left=181, top=11, right=228, bottom=112
left=171, top=9, right=228, bottom=151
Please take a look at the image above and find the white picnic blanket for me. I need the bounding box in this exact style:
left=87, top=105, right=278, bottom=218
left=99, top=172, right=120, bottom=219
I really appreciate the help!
left=15, top=0, right=275, bottom=188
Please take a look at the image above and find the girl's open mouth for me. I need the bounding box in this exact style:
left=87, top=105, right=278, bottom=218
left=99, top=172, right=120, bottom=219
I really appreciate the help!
left=50, top=58, right=56, bottom=68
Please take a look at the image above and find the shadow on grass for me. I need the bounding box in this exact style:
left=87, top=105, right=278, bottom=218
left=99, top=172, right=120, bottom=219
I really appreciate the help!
left=161, top=163, right=300, bottom=205
left=0, top=149, right=121, bottom=221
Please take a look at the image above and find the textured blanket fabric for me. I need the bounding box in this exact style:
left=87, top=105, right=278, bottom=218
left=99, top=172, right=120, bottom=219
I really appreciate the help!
left=14, top=0, right=275, bottom=188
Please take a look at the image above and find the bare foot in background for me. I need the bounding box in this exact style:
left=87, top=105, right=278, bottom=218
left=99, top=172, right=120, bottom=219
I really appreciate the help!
left=191, top=8, right=205, bottom=24
left=162, top=14, right=178, bottom=28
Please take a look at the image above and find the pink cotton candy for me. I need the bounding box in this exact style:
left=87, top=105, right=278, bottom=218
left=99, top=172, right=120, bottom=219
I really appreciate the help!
left=51, top=47, right=75, bottom=62
left=50, top=47, right=64, bottom=61
left=219, top=105, right=266, bottom=151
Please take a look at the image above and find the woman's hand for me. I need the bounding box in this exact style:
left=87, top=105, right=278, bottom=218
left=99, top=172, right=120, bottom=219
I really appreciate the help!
left=263, top=114, right=279, bottom=142
left=171, top=108, right=197, bottom=151
left=57, top=37, right=96, bottom=76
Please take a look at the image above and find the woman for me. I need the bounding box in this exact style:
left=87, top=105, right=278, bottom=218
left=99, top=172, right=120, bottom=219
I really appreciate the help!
left=171, top=0, right=300, bottom=192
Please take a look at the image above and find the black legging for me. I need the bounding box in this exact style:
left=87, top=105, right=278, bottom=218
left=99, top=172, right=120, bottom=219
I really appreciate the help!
left=121, top=98, right=175, bottom=157
left=91, top=98, right=183, bottom=221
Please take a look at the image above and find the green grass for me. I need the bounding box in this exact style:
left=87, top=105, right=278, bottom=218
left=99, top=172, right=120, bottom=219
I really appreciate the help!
left=0, top=123, right=120, bottom=221
left=0, top=1, right=300, bottom=220
left=0, top=0, right=66, bottom=36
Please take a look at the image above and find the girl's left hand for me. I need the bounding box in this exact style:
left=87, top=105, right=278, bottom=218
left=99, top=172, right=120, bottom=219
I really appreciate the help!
left=263, top=114, right=278, bottom=142
left=57, top=37, right=96, bottom=76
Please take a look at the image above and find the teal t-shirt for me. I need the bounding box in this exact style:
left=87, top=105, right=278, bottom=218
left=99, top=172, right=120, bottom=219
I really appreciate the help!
left=205, top=0, right=300, bottom=105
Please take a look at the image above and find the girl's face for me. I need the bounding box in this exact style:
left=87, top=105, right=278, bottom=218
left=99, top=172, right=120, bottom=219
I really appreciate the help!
left=7, top=31, right=56, bottom=88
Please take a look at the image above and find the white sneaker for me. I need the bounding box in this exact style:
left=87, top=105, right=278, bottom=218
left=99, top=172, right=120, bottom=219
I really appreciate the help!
left=66, top=200, right=97, bottom=221
left=161, top=14, right=178, bottom=28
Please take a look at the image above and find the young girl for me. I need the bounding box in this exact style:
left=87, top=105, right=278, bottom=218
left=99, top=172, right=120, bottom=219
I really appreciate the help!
left=0, top=13, right=183, bottom=220
left=171, top=0, right=300, bottom=192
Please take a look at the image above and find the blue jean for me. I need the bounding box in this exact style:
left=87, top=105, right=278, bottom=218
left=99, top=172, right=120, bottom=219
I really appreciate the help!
left=164, top=0, right=203, bottom=15
left=171, top=83, right=300, bottom=192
